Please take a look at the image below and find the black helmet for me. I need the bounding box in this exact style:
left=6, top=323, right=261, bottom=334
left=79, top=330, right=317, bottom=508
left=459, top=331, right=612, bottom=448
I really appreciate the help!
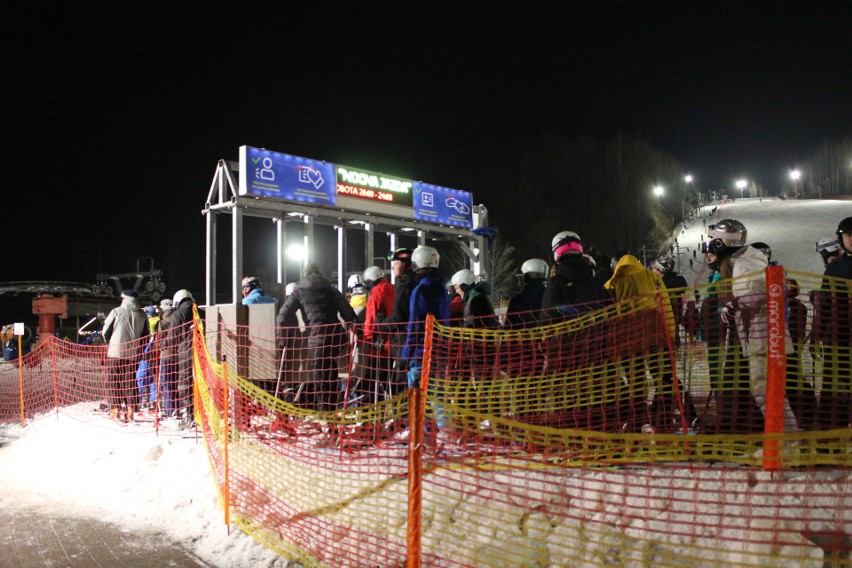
left=750, top=241, right=771, bottom=263
left=388, top=248, right=413, bottom=264
left=837, top=217, right=852, bottom=252
left=785, top=278, right=799, bottom=299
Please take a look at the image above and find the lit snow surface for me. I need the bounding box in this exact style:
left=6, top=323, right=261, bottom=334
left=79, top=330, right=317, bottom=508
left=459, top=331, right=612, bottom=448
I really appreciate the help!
left=0, top=197, right=851, bottom=567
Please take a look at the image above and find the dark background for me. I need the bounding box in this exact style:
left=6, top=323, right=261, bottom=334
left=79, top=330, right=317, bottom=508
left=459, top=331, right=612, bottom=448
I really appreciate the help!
left=1, top=1, right=849, bottom=310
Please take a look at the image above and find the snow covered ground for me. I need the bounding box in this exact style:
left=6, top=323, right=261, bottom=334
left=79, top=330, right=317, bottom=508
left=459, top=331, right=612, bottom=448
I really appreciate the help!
left=0, top=197, right=850, bottom=566
left=0, top=403, right=294, bottom=567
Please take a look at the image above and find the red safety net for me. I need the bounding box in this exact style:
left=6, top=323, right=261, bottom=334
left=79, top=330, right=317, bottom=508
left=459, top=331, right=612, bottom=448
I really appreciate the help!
left=2, top=265, right=852, bottom=567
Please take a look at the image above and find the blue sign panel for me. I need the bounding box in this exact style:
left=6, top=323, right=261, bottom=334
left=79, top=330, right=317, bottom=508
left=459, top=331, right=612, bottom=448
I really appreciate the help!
left=413, top=182, right=473, bottom=228
left=239, top=146, right=336, bottom=207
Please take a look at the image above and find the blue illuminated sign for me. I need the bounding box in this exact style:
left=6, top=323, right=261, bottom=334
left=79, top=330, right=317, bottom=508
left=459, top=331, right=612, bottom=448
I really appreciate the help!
left=239, top=145, right=474, bottom=228
left=413, top=183, right=473, bottom=228
left=239, top=146, right=336, bottom=206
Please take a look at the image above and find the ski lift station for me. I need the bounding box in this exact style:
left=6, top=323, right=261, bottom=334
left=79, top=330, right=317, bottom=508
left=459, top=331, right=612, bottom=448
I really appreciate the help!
left=203, top=145, right=490, bottom=306
left=202, top=146, right=490, bottom=373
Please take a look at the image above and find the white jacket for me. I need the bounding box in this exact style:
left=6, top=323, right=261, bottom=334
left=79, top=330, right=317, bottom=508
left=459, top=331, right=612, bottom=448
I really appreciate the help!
left=102, top=298, right=148, bottom=359
left=731, top=245, right=792, bottom=357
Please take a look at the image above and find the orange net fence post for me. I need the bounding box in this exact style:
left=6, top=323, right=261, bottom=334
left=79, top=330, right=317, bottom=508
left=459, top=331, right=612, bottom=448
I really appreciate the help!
left=18, top=334, right=25, bottom=427
left=763, top=264, right=786, bottom=470
left=222, top=354, right=231, bottom=528
left=406, top=386, right=423, bottom=568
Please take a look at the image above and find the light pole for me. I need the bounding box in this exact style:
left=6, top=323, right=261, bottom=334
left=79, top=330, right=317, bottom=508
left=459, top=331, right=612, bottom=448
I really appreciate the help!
left=736, top=179, right=748, bottom=199
left=684, top=174, right=693, bottom=216
left=790, top=168, right=801, bottom=198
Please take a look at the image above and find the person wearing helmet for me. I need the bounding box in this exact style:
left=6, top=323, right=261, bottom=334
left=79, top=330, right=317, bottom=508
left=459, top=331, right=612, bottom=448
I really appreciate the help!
left=814, top=217, right=852, bottom=428
left=605, top=253, right=695, bottom=432
left=505, top=258, right=549, bottom=330
left=275, top=282, right=306, bottom=401
left=541, top=230, right=610, bottom=321
left=785, top=278, right=808, bottom=351
left=403, top=245, right=450, bottom=391
left=836, top=216, right=852, bottom=255
left=135, top=305, right=161, bottom=411
left=650, top=255, right=688, bottom=341
left=381, top=248, right=417, bottom=393
left=360, top=266, right=396, bottom=400
left=384, top=248, right=416, bottom=329
left=447, top=282, right=465, bottom=325
left=276, top=264, right=357, bottom=411
left=101, top=290, right=149, bottom=422
left=451, top=268, right=498, bottom=329
left=707, top=220, right=798, bottom=432
left=170, top=289, right=196, bottom=427
left=156, top=297, right=178, bottom=418
left=347, top=274, right=367, bottom=322
left=241, top=275, right=277, bottom=305
left=780, top=273, right=817, bottom=428
left=816, top=236, right=842, bottom=266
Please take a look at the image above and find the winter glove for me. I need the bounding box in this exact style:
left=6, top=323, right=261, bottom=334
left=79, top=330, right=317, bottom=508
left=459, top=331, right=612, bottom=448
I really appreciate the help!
left=720, top=302, right=737, bottom=326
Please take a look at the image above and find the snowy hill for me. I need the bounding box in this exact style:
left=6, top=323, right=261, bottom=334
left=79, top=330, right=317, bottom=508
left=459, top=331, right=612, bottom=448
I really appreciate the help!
left=673, top=197, right=852, bottom=287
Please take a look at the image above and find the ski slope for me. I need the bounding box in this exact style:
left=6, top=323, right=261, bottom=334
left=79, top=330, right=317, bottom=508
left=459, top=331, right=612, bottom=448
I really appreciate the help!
left=674, top=197, right=852, bottom=287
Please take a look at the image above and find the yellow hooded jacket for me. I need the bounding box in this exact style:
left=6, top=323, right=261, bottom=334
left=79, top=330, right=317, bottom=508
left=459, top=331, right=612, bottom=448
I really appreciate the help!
left=604, top=254, right=676, bottom=340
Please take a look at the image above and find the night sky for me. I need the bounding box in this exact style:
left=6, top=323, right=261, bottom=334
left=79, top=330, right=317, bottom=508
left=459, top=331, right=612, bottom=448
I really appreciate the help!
left=2, top=2, right=850, bottom=305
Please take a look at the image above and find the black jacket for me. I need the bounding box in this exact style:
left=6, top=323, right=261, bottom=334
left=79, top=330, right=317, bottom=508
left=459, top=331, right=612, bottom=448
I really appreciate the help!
left=505, top=278, right=546, bottom=329
left=541, top=254, right=610, bottom=320
left=277, top=273, right=356, bottom=340
left=380, top=269, right=417, bottom=338
left=169, top=299, right=195, bottom=350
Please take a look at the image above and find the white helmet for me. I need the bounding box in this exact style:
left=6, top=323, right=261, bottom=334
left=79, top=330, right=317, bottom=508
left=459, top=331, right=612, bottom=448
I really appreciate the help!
left=363, top=266, right=384, bottom=285
left=451, top=268, right=475, bottom=288
left=159, top=298, right=174, bottom=311
left=520, top=258, right=549, bottom=278
left=347, top=274, right=364, bottom=290
left=816, top=237, right=840, bottom=254
left=173, top=289, right=193, bottom=305
left=551, top=231, right=583, bottom=260
left=411, top=245, right=440, bottom=269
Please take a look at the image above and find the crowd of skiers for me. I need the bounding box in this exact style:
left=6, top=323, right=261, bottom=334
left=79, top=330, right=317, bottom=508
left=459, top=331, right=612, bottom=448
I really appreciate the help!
left=255, top=214, right=852, bottom=436
left=101, top=288, right=196, bottom=427
left=99, top=214, right=852, bottom=436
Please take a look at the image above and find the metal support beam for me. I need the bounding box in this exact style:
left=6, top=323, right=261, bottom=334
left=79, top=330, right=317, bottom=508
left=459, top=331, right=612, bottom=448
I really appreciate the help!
left=337, top=225, right=346, bottom=292
left=388, top=232, right=398, bottom=283
left=303, top=214, right=314, bottom=271
left=206, top=206, right=217, bottom=307
left=232, top=206, right=243, bottom=305
left=365, top=222, right=374, bottom=272
left=276, top=218, right=285, bottom=285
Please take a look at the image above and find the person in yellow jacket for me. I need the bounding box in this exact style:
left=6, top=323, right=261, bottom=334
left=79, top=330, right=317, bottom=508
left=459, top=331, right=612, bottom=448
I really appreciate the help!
left=605, top=253, right=695, bottom=432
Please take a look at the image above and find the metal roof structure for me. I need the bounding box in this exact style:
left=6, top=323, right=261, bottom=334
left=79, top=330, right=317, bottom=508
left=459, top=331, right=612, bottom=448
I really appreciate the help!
left=203, top=156, right=491, bottom=306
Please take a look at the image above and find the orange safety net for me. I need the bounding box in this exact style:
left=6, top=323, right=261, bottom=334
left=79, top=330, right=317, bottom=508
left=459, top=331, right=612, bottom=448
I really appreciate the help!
left=2, top=266, right=852, bottom=567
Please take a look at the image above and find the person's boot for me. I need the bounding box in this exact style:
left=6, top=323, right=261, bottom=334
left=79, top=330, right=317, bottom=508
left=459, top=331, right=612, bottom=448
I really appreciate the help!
left=125, top=406, right=134, bottom=423
left=110, top=407, right=119, bottom=421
